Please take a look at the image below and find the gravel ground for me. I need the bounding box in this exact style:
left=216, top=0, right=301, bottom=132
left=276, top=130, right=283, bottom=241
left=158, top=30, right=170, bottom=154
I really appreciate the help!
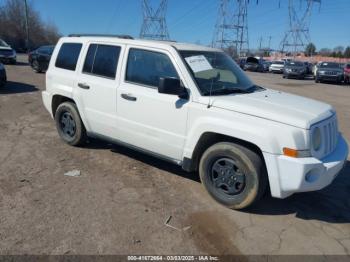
left=0, top=55, right=349, bottom=256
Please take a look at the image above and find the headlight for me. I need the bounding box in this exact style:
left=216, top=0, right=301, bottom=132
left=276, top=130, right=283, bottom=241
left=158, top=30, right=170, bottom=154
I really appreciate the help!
left=286, top=68, right=292, bottom=72
left=319, top=70, right=325, bottom=74
left=312, top=127, right=322, bottom=151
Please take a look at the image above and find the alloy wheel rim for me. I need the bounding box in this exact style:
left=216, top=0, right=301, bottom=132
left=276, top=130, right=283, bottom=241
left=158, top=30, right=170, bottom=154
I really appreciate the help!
left=60, top=111, right=76, bottom=138
left=210, top=157, right=246, bottom=195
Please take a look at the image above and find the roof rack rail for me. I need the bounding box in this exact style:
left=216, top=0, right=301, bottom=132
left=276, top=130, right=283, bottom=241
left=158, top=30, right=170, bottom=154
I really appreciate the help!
left=68, top=34, right=134, bottom=39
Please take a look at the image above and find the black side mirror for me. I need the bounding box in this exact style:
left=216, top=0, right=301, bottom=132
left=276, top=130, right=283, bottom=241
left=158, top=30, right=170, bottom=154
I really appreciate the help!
left=158, top=77, right=187, bottom=98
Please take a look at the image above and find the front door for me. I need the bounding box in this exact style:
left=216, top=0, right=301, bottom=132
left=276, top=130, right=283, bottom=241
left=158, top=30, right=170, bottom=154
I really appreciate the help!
left=117, top=47, right=189, bottom=161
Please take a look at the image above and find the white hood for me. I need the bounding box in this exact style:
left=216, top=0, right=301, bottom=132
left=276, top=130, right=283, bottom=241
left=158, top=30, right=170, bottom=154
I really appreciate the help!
left=211, top=89, right=333, bottom=129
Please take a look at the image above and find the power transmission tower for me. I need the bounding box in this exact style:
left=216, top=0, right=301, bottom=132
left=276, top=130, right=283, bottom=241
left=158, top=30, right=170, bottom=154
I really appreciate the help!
left=280, top=0, right=321, bottom=55
left=140, top=0, right=170, bottom=40
left=212, top=0, right=251, bottom=57
left=258, top=36, right=263, bottom=50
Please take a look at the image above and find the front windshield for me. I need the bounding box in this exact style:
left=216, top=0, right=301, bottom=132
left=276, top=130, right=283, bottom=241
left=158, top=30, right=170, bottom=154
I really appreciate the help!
left=0, top=39, right=9, bottom=47
left=286, top=61, right=304, bottom=66
left=319, top=62, right=340, bottom=68
left=272, top=61, right=284, bottom=65
left=180, top=51, right=258, bottom=96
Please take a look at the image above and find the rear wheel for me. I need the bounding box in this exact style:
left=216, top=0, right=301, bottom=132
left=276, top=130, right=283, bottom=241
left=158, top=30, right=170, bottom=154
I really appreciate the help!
left=55, top=102, right=87, bottom=146
left=199, top=142, right=267, bottom=210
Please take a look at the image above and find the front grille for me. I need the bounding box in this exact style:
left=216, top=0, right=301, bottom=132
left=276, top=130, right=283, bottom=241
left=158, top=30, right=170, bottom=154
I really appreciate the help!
left=312, top=115, right=339, bottom=159
left=322, top=117, right=338, bottom=156
left=0, top=50, right=13, bottom=56
left=324, top=71, right=337, bottom=76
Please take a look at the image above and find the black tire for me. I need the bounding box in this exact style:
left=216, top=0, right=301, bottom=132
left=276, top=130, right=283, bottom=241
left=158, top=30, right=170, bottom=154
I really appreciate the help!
left=345, top=77, right=350, bottom=85
left=55, top=102, right=87, bottom=146
left=199, top=142, right=267, bottom=210
left=32, top=60, right=42, bottom=73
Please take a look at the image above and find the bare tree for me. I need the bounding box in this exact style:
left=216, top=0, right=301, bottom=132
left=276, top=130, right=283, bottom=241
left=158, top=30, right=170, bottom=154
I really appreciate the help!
left=0, top=0, right=60, bottom=51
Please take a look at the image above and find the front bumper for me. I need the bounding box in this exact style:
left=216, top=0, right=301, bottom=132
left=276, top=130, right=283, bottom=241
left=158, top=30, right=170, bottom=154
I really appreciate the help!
left=0, top=56, right=16, bottom=64
left=317, top=74, right=343, bottom=82
left=264, top=135, right=348, bottom=199
left=270, top=68, right=283, bottom=73
left=284, top=71, right=304, bottom=78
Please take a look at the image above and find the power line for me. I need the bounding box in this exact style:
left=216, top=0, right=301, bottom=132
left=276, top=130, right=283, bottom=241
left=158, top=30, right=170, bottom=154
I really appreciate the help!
left=140, top=0, right=170, bottom=40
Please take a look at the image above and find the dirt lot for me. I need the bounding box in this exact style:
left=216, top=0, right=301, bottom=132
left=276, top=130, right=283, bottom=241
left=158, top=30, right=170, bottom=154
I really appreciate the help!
left=0, top=55, right=350, bottom=256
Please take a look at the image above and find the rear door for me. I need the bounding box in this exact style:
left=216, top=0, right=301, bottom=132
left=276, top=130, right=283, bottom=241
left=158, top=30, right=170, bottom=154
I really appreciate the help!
left=75, top=42, right=125, bottom=137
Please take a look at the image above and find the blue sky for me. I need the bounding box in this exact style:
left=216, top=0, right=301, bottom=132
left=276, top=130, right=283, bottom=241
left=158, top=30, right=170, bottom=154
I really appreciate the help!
left=3, top=0, right=350, bottom=50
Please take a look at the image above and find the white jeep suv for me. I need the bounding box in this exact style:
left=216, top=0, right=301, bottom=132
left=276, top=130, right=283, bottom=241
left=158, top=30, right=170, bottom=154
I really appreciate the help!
left=42, top=35, right=348, bottom=209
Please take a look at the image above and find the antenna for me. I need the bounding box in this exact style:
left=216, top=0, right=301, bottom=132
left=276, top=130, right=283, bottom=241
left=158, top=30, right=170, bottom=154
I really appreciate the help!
left=280, top=0, right=321, bottom=55
left=212, top=0, right=254, bottom=57
left=140, top=0, right=170, bottom=40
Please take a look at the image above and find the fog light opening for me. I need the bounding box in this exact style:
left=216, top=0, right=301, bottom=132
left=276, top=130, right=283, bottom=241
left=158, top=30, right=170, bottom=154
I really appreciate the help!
left=305, top=169, right=320, bottom=183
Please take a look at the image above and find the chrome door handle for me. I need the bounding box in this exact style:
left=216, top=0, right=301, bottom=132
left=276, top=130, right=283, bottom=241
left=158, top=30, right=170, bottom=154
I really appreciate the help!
left=121, top=93, right=137, bottom=102
left=78, top=83, right=90, bottom=90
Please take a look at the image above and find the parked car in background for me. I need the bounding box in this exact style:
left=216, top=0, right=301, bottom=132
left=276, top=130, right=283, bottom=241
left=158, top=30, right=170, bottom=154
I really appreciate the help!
left=313, top=62, right=322, bottom=77
left=269, top=61, right=285, bottom=73
left=28, top=45, right=55, bottom=73
left=0, top=39, right=16, bottom=64
left=244, top=57, right=264, bottom=72
left=315, top=62, right=344, bottom=84
left=0, top=63, right=7, bottom=87
left=344, top=63, right=350, bottom=84
left=262, top=61, right=271, bottom=72
left=303, top=62, right=313, bottom=75
left=283, top=61, right=307, bottom=79
left=237, top=57, right=246, bottom=69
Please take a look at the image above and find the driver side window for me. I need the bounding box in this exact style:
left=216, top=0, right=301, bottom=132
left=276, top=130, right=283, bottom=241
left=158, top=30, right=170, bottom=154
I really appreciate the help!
left=125, top=48, right=179, bottom=88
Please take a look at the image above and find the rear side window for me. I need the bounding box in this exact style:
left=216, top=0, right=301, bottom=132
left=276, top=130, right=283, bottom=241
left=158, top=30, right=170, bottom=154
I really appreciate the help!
left=126, top=49, right=178, bottom=87
left=83, top=44, right=121, bottom=79
left=55, top=43, right=82, bottom=71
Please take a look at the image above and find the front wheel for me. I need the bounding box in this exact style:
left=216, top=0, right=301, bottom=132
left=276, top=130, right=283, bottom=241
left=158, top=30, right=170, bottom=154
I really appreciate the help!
left=32, top=60, right=42, bottom=73
left=199, top=142, right=267, bottom=210
left=55, top=102, right=87, bottom=146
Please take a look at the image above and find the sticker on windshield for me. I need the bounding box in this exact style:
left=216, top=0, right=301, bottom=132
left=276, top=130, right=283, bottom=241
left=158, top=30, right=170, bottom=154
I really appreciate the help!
left=185, top=55, right=213, bottom=73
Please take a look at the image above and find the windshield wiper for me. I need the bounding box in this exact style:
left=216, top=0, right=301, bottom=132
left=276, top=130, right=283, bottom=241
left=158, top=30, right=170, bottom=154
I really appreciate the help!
left=202, top=87, right=250, bottom=96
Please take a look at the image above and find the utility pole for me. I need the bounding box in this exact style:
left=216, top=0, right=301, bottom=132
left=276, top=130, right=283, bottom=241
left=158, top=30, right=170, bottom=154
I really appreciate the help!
left=140, top=0, right=170, bottom=40
left=212, top=0, right=253, bottom=57
left=258, top=36, right=263, bottom=51
left=280, top=0, right=321, bottom=56
left=24, top=0, right=29, bottom=52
